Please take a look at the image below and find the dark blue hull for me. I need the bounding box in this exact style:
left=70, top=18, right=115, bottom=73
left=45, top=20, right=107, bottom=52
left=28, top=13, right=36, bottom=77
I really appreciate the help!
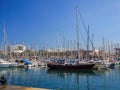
left=47, top=63, right=95, bottom=70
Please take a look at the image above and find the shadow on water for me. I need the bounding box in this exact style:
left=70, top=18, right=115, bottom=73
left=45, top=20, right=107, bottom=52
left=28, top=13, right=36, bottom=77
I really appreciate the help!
left=47, top=68, right=100, bottom=77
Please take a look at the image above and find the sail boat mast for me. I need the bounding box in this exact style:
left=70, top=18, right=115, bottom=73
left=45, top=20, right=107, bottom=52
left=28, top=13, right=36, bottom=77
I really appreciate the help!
left=2, top=21, right=8, bottom=58
left=87, top=25, right=89, bottom=61
left=78, top=10, right=95, bottom=51
left=56, top=31, right=59, bottom=58
left=76, top=6, right=80, bottom=60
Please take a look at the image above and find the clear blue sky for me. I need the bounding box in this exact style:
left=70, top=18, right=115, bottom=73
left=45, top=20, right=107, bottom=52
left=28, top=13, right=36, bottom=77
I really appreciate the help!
left=0, top=0, right=120, bottom=49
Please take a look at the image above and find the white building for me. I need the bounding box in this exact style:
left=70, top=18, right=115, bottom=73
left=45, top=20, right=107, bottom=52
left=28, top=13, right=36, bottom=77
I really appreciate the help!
left=12, top=45, right=26, bottom=53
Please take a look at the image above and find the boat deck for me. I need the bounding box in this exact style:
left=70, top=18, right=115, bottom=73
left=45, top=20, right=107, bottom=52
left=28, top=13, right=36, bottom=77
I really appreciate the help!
left=0, top=85, right=49, bottom=90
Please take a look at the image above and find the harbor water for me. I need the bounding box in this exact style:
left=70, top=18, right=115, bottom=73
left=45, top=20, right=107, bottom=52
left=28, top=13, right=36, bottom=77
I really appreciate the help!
left=0, top=67, right=120, bottom=90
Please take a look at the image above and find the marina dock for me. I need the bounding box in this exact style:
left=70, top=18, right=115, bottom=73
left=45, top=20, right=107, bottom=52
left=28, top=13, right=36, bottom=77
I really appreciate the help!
left=0, top=85, right=49, bottom=90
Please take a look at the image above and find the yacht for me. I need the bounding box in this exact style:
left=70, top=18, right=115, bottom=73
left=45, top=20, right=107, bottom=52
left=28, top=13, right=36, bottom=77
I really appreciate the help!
left=9, top=58, right=18, bottom=67
left=0, top=58, right=10, bottom=68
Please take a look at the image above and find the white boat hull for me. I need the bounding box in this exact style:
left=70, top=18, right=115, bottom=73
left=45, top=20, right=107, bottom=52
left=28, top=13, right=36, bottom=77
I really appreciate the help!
left=0, top=63, right=9, bottom=68
left=9, top=63, right=18, bottom=67
left=0, top=58, right=10, bottom=68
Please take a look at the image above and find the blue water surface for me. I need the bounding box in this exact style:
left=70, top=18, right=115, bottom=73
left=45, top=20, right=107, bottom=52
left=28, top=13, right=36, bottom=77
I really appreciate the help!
left=0, top=67, right=120, bottom=90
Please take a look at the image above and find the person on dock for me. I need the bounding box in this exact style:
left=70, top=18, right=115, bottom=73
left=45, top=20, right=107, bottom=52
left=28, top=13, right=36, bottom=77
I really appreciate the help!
left=0, top=74, right=7, bottom=86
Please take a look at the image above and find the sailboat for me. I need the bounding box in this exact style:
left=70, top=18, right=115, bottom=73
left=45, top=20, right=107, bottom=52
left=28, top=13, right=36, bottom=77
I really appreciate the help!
left=47, top=7, right=95, bottom=70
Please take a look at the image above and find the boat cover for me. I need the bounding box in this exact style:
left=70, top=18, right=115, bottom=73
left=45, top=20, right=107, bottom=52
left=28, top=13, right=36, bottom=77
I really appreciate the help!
left=21, top=59, right=32, bottom=65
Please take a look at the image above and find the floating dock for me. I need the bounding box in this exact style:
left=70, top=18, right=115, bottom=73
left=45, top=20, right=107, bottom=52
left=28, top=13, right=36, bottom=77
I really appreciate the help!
left=0, top=85, right=49, bottom=90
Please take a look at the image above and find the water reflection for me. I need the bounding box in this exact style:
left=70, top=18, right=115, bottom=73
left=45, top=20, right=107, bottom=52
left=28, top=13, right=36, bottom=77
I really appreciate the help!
left=47, top=69, right=98, bottom=76
left=0, top=67, right=120, bottom=90
left=47, top=69, right=100, bottom=90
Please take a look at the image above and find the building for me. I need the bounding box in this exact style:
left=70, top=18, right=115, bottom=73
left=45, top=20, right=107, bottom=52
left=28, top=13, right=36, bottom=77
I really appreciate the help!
left=12, top=44, right=26, bottom=53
